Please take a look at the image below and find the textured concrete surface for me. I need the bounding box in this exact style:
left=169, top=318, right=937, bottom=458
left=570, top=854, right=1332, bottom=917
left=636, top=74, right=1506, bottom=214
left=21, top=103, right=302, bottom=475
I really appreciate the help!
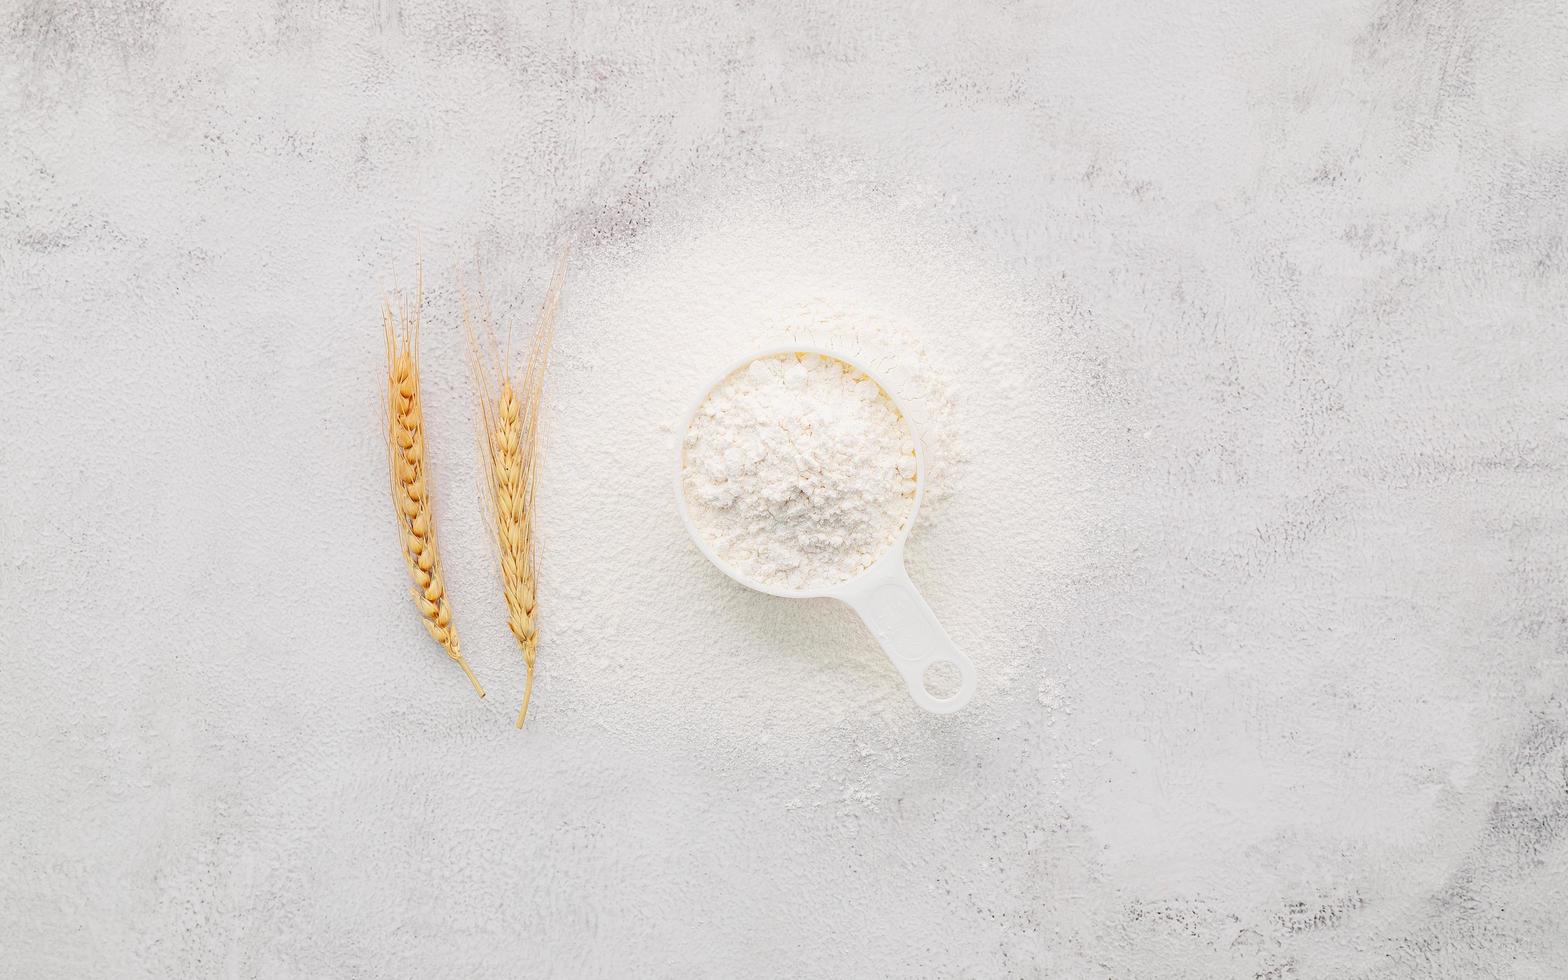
left=3, top=1, right=1567, bottom=977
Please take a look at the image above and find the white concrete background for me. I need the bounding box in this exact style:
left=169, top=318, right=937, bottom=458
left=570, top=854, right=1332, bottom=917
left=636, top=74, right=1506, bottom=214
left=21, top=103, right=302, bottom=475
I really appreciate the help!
left=3, top=1, right=1566, bottom=977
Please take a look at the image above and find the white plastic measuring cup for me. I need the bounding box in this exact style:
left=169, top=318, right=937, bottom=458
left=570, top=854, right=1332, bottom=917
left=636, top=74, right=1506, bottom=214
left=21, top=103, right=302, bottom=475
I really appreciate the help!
left=674, top=346, right=977, bottom=714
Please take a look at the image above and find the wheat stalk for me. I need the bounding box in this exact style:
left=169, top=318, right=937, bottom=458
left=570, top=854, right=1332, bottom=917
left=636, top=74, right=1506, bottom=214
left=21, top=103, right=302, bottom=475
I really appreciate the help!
left=465, top=251, right=566, bottom=728
left=384, top=266, right=485, bottom=698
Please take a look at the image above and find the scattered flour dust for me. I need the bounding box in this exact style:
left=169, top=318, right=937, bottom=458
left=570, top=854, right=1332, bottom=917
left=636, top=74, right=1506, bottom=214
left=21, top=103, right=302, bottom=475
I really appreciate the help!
left=682, top=352, right=918, bottom=590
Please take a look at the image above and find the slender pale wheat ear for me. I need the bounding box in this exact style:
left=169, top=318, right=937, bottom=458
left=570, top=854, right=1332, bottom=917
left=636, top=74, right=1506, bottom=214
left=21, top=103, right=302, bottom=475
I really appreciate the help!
left=384, top=268, right=485, bottom=698
left=465, top=249, right=567, bottom=728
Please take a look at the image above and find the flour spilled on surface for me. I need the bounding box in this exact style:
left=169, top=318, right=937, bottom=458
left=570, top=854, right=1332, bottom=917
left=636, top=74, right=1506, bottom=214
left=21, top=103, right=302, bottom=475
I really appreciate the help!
left=682, top=352, right=917, bottom=590
left=537, top=188, right=1111, bottom=753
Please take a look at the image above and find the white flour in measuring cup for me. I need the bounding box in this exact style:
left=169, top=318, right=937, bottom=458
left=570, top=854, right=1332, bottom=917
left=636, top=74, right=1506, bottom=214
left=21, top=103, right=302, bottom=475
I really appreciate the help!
left=681, top=352, right=918, bottom=591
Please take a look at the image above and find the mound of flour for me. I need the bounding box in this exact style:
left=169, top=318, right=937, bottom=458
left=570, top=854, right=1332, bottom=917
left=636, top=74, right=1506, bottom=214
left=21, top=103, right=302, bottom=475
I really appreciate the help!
left=682, top=352, right=918, bottom=590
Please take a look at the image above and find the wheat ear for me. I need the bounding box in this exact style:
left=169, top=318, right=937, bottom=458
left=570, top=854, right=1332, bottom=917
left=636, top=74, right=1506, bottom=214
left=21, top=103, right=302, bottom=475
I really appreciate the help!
left=465, top=251, right=566, bottom=728
left=385, top=269, right=485, bottom=698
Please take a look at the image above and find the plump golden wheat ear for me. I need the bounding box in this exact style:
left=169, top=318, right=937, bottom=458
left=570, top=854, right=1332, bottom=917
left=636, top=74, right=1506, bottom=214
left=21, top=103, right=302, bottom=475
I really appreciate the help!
left=464, top=249, right=567, bottom=728
left=384, top=269, right=485, bottom=698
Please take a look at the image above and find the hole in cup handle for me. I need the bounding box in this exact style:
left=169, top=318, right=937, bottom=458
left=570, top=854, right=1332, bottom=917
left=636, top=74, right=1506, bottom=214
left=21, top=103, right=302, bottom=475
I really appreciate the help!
left=835, top=556, right=976, bottom=714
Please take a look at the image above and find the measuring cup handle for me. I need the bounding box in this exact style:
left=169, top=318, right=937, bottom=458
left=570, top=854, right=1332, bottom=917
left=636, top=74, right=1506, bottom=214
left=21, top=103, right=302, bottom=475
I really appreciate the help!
left=837, top=554, right=976, bottom=714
